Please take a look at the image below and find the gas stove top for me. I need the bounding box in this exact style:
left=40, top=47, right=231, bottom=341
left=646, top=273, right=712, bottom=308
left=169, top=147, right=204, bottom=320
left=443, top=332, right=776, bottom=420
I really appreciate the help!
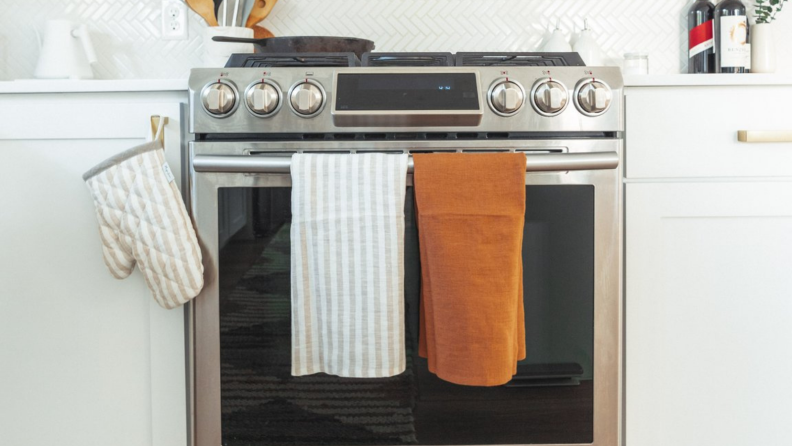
left=223, top=52, right=586, bottom=68
left=189, top=52, right=622, bottom=137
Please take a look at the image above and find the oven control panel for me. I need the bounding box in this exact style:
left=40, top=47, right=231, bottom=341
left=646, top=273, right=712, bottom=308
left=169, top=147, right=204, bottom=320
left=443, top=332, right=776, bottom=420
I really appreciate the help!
left=189, top=66, right=623, bottom=135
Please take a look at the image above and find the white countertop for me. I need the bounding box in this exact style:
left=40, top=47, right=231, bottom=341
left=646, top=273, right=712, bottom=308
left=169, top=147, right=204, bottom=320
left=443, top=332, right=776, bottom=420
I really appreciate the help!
left=625, top=73, right=792, bottom=87
left=0, top=79, right=188, bottom=93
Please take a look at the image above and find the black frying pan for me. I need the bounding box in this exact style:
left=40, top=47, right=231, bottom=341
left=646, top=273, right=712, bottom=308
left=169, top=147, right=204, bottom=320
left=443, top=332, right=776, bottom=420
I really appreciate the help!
left=212, top=36, right=375, bottom=59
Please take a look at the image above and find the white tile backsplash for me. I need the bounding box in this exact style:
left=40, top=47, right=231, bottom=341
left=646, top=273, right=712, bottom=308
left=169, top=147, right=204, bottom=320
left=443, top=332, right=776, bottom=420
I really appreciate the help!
left=1, top=0, right=789, bottom=80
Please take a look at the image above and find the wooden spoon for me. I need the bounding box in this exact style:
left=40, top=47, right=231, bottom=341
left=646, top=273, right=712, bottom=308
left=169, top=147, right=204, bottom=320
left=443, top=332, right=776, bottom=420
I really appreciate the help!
left=185, top=0, right=218, bottom=26
left=252, top=25, right=275, bottom=39
left=245, top=0, right=278, bottom=28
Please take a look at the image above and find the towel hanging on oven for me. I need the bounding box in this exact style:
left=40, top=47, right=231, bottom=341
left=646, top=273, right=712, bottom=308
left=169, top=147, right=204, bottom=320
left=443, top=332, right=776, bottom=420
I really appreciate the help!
left=290, top=153, right=408, bottom=378
left=414, top=152, right=527, bottom=386
left=82, top=119, right=204, bottom=309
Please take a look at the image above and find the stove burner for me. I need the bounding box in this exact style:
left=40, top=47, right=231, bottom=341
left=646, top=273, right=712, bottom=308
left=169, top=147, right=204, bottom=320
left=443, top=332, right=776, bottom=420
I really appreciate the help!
left=361, top=52, right=454, bottom=67
left=456, top=52, right=585, bottom=67
left=224, top=53, right=360, bottom=68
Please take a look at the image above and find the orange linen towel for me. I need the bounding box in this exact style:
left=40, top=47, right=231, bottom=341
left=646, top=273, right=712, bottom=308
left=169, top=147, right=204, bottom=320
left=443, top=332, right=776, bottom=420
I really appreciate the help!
left=413, top=152, right=526, bottom=387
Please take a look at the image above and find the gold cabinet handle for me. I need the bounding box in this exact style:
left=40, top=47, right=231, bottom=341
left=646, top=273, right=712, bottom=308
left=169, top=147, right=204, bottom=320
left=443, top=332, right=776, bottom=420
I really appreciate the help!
left=737, top=130, right=792, bottom=143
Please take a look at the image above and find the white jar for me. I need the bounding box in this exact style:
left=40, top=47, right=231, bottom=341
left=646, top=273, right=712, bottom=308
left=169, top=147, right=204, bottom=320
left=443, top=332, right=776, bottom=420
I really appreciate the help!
left=623, top=52, right=649, bottom=75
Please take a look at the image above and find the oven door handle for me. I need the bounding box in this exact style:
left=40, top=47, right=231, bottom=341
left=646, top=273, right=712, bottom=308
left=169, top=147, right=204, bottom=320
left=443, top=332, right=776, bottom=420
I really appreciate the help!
left=192, top=152, right=620, bottom=174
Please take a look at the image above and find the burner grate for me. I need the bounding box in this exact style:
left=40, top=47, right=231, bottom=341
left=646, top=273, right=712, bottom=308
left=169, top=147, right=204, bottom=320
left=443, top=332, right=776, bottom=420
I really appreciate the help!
left=362, top=52, right=454, bottom=67
left=224, top=53, right=360, bottom=68
left=456, top=52, right=586, bottom=67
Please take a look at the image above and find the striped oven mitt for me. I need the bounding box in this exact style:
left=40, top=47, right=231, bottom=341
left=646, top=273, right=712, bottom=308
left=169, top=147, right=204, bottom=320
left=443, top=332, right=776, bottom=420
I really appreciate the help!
left=82, top=124, right=203, bottom=309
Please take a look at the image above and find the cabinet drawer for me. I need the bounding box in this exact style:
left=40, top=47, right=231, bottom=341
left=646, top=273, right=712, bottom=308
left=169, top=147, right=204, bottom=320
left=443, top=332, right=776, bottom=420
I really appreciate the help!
left=626, top=86, right=792, bottom=179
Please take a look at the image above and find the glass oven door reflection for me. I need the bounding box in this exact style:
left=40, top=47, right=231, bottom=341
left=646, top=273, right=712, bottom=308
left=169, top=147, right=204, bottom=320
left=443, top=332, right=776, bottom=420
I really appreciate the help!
left=217, top=185, right=594, bottom=446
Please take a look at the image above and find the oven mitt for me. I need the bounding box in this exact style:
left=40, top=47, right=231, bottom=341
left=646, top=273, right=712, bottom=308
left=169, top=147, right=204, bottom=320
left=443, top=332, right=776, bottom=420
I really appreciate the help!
left=82, top=123, right=204, bottom=309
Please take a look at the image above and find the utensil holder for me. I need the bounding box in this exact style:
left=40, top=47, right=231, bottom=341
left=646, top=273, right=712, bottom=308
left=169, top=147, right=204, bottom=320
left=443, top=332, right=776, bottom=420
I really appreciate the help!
left=202, top=26, right=254, bottom=67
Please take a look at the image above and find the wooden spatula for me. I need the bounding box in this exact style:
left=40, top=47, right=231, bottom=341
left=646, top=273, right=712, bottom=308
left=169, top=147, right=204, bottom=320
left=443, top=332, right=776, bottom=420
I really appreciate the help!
left=245, top=0, right=278, bottom=28
left=185, top=0, right=218, bottom=26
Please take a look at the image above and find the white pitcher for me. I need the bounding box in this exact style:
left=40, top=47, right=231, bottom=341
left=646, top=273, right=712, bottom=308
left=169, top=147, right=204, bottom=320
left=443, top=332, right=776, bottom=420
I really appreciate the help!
left=34, top=20, right=97, bottom=79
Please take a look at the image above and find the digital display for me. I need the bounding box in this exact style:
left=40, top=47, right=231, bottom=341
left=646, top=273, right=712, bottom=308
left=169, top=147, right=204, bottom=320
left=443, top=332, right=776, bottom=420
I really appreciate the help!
left=335, top=73, right=480, bottom=111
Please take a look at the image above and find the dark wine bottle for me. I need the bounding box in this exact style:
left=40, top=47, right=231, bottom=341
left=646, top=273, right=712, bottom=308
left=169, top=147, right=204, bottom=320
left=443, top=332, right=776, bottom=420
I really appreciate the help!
left=688, top=0, right=715, bottom=73
left=714, top=0, right=751, bottom=73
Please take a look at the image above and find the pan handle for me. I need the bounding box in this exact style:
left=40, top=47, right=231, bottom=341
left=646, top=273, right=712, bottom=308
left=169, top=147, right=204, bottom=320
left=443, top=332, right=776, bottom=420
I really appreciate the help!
left=211, top=35, right=268, bottom=45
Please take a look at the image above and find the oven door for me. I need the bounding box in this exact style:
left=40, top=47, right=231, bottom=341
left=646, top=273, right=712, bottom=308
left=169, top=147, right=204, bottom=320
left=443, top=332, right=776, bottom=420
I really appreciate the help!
left=188, top=140, right=621, bottom=446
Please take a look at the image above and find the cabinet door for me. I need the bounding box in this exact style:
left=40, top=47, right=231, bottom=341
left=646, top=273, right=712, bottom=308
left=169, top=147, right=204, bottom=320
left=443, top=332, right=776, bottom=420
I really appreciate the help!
left=626, top=181, right=792, bottom=446
left=0, top=99, right=187, bottom=446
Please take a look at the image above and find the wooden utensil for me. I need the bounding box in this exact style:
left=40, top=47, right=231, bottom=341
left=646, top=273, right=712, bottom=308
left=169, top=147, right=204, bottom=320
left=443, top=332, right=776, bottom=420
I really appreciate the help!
left=185, top=0, right=218, bottom=26
left=252, top=25, right=275, bottom=39
left=245, top=0, right=278, bottom=28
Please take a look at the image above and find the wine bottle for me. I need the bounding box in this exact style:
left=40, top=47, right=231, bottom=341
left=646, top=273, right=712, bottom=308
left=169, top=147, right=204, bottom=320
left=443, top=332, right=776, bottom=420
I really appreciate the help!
left=688, top=0, right=715, bottom=73
left=714, top=0, right=751, bottom=73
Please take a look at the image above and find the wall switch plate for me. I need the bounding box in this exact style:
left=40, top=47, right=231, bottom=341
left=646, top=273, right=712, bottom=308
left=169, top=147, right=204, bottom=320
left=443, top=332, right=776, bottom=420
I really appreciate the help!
left=161, top=0, right=188, bottom=40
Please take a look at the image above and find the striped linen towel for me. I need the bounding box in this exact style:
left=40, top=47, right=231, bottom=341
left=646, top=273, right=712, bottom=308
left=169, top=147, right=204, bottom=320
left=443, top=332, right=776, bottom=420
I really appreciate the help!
left=290, top=153, right=408, bottom=378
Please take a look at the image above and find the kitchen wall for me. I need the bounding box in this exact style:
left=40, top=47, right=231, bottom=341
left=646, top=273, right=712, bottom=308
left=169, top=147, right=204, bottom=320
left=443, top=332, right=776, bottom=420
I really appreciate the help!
left=0, top=0, right=790, bottom=80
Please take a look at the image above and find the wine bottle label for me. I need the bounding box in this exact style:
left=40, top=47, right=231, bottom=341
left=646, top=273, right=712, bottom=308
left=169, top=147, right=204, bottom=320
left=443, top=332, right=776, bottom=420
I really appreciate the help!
left=689, top=20, right=714, bottom=57
left=719, top=15, right=751, bottom=68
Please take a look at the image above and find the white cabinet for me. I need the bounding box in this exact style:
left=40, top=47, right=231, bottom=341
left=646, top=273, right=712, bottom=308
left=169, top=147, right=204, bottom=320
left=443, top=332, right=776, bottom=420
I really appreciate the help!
left=626, top=182, right=792, bottom=446
left=0, top=87, right=189, bottom=446
left=625, top=85, right=792, bottom=446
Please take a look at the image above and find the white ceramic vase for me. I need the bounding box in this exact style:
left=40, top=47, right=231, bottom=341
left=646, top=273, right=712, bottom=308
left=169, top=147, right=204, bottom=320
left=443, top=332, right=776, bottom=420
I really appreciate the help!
left=572, top=20, right=603, bottom=66
left=539, top=21, right=572, bottom=53
left=751, top=23, right=776, bottom=73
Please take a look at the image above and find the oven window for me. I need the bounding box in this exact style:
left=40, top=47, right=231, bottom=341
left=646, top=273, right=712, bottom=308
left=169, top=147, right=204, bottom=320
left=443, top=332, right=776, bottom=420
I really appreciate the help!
left=217, top=185, right=594, bottom=446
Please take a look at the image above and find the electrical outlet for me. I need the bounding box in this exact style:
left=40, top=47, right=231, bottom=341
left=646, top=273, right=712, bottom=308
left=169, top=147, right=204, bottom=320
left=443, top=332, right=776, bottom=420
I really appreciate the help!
left=161, top=0, right=188, bottom=40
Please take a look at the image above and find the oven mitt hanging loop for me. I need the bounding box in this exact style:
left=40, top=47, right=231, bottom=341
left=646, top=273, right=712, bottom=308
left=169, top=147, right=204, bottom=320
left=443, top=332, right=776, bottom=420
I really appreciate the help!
left=82, top=119, right=204, bottom=309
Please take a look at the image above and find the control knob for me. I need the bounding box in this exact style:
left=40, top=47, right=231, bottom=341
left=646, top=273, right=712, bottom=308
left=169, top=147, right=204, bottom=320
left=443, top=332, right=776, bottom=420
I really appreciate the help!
left=488, top=80, right=525, bottom=116
left=575, top=79, right=612, bottom=116
left=531, top=79, right=568, bottom=116
left=246, top=82, right=280, bottom=116
left=201, top=82, right=237, bottom=117
left=290, top=81, right=325, bottom=117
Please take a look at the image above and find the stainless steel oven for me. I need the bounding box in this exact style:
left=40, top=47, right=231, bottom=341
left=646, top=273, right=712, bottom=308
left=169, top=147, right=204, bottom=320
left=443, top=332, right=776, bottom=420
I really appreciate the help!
left=187, top=54, right=623, bottom=446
